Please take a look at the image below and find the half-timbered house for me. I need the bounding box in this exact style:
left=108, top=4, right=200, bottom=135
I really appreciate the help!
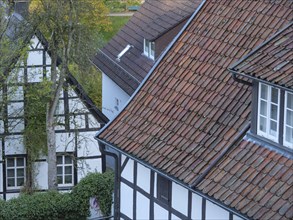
left=0, top=7, right=108, bottom=200
left=96, top=0, right=293, bottom=219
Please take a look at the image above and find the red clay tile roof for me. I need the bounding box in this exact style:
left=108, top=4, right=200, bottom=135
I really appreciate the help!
left=98, top=0, right=293, bottom=218
left=92, top=0, right=201, bottom=95
left=230, top=22, right=293, bottom=90
left=198, top=140, right=293, bottom=219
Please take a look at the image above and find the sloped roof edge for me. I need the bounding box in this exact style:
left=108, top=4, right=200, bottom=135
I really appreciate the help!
left=96, top=0, right=207, bottom=136
left=229, top=22, right=293, bottom=92
left=97, top=138, right=249, bottom=220
left=35, top=31, right=109, bottom=125
left=148, top=15, right=191, bottom=41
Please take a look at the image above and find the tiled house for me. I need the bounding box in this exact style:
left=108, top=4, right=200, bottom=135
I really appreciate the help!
left=93, top=0, right=201, bottom=120
left=0, top=7, right=108, bottom=200
left=96, top=0, right=293, bottom=219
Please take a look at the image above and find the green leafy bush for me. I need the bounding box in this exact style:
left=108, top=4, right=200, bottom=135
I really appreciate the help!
left=0, top=172, right=114, bottom=220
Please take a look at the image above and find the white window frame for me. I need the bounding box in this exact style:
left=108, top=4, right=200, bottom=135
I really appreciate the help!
left=6, top=156, right=26, bottom=189
left=143, top=39, right=155, bottom=60
left=257, top=83, right=280, bottom=142
left=284, top=91, right=293, bottom=148
left=57, top=154, right=74, bottom=187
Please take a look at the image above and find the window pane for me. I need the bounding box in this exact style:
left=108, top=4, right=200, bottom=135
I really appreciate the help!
left=7, top=178, right=15, bottom=187
left=65, top=175, right=72, bottom=184
left=259, top=116, right=266, bottom=132
left=17, top=158, right=24, bottom=166
left=65, top=166, right=72, bottom=174
left=57, top=156, right=62, bottom=164
left=269, top=120, right=277, bottom=137
left=57, top=166, right=62, bottom=175
left=260, top=84, right=268, bottom=99
left=7, top=159, right=14, bottom=167
left=260, top=100, right=267, bottom=116
left=57, top=176, right=62, bottom=184
left=151, top=42, right=155, bottom=58
left=17, top=177, right=24, bottom=186
left=286, top=110, right=293, bottom=127
left=270, top=104, right=278, bottom=120
left=285, top=127, right=293, bottom=144
left=65, top=156, right=72, bottom=164
left=287, top=92, right=293, bottom=109
left=7, top=169, right=15, bottom=177
left=17, top=168, right=24, bottom=177
left=271, top=87, right=279, bottom=104
left=144, top=39, right=149, bottom=53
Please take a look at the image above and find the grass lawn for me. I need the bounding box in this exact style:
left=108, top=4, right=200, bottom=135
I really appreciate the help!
left=102, top=16, right=131, bottom=43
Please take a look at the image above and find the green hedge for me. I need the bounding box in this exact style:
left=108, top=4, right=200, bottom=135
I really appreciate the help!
left=0, top=172, right=114, bottom=220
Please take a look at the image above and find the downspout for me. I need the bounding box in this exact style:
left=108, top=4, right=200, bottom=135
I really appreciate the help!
left=229, top=68, right=252, bottom=86
left=98, top=142, right=120, bottom=220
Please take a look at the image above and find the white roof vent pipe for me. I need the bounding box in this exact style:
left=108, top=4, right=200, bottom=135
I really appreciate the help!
left=116, top=44, right=133, bottom=62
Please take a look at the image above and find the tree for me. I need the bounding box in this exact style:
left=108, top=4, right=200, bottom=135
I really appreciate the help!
left=28, top=0, right=110, bottom=190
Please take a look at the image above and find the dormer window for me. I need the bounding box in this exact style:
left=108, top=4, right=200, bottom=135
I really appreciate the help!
left=143, top=39, right=155, bottom=60
left=257, top=83, right=293, bottom=149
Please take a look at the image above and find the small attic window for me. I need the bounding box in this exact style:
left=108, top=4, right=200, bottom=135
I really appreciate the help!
left=143, top=39, right=155, bottom=60
left=257, top=83, right=293, bottom=149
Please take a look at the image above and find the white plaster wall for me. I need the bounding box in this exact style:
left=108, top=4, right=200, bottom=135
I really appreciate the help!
left=121, top=158, right=134, bottom=183
left=5, top=135, right=25, bottom=155
left=27, top=67, right=43, bottom=83
left=206, top=200, right=229, bottom=220
left=120, top=182, right=133, bottom=219
left=56, top=133, right=75, bottom=152
left=8, top=118, right=24, bottom=133
left=69, top=114, right=86, bottom=129
left=137, top=163, right=150, bottom=193
left=136, top=192, right=150, bottom=220
left=7, top=85, right=23, bottom=101
left=88, top=115, right=101, bottom=129
left=33, top=161, right=48, bottom=190
left=27, top=50, right=43, bottom=66
left=172, top=182, right=188, bottom=216
left=102, top=73, right=130, bottom=120
left=77, top=158, right=102, bottom=180
left=69, top=98, right=88, bottom=114
left=5, top=193, right=19, bottom=200
left=191, top=193, right=202, bottom=220
left=7, top=102, right=24, bottom=117
left=233, top=214, right=244, bottom=220
left=154, top=203, right=168, bottom=220
left=77, top=131, right=101, bottom=157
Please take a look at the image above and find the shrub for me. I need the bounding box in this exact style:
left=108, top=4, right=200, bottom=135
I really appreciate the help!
left=0, top=172, right=114, bottom=220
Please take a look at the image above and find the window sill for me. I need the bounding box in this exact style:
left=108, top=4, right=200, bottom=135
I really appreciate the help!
left=245, top=132, right=293, bottom=158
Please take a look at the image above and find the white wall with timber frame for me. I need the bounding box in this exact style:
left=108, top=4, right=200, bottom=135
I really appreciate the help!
left=118, top=152, right=245, bottom=220
left=0, top=35, right=104, bottom=200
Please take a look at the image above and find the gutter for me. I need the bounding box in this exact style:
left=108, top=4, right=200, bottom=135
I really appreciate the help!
left=97, top=138, right=250, bottom=220
left=229, top=68, right=293, bottom=93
